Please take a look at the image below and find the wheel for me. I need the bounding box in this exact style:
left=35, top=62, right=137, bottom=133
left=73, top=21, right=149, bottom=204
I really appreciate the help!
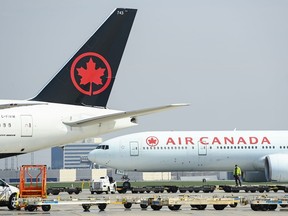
left=194, top=190, right=200, bottom=193
left=193, top=205, right=207, bottom=210
left=124, top=203, right=132, bottom=209
left=91, top=191, right=95, bottom=194
left=140, top=204, right=148, bottom=209
left=42, top=205, right=51, bottom=212
left=251, top=204, right=260, bottom=211
left=179, top=190, right=186, bottom=193
left=268, top=204, right=277, bottom=210
left=8, top=193, right=17, bottom=210
left=75, top=191, right=80, bottom=194
left=98, top=204, right=107, bottom=211
left=213, top=204, right=227, bottom=210
left=96, top=191, right=103, bottom=194
left=260, top=204, right=268, bottom=211
left=68, top=191, right=73, bottom=195
left=151, top=205, right=162, bottom=210
left=82, top=204, right=91, bottom=211
left=52, top=191, right=59, bottom=195
left=123, top=182, right=131, bottom=189
left=229, top=203, right=238, bottom=208
left=168, top=205, right=181, bottom=211
left=27, top=205, right=36, bottom=212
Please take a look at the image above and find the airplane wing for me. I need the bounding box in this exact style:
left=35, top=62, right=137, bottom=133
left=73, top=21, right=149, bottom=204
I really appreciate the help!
left=0, top=101, right=48, bottom=110
left=62, top=103, right=189, bottom=126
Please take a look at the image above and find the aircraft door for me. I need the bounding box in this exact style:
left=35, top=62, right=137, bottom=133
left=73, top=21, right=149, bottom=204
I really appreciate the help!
left=21, top=115, right=33, bottom=137
left=130, top=141, right=139, bottom=156
left=198, top=141, right=207, bottom=156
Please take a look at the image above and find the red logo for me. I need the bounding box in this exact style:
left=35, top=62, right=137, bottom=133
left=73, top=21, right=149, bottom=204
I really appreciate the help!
left=70, top=52, right=112, bottom=96
left=146, top=136, right=159, bottom=147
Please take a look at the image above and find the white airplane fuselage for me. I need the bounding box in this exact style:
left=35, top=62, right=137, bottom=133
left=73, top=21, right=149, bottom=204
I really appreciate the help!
left=88, top=131, right=288, bottom=181
left=0, top=100, right=134, bottom=156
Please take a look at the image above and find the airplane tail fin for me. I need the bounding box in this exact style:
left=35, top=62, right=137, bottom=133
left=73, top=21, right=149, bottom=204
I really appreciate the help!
left=32, top=8, right=137, bottom=107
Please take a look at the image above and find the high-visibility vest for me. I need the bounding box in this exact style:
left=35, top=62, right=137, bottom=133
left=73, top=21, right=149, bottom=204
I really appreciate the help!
left=233, top=167, right=241, bottom=176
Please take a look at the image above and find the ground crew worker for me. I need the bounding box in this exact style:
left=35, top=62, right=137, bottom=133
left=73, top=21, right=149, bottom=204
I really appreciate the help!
left=233, top=164, right=242, bottom=186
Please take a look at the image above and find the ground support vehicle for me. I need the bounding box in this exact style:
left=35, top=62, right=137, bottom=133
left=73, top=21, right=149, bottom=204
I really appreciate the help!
left=0, top=178, right=19, bottom=210
left=178, top=185, right=216, bottom=193
left=90, top=176, right=117, bottom=194
left=117, top=184, right=216, bottom=194
left=220, top=185, right=288, bottom=193
left=249, top=195, right=288, bottom=211
left=113, top=194, right=244, bottom=211
left=17, top=196, right=110, bottom=212
left=17, top=165, right=50, bottom=211
left=47, top=186, right=82, bottom=195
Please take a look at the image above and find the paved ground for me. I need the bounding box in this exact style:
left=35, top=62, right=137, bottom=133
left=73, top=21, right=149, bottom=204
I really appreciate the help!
left=1, top=189, right=288, bottom=215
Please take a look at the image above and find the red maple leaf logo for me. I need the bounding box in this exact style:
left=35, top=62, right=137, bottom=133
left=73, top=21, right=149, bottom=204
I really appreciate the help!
left=70, top=52, right=112, bottom=96
left=146, top=136, right=159, bottom=147
left=76, top=58, right=105, bottom=86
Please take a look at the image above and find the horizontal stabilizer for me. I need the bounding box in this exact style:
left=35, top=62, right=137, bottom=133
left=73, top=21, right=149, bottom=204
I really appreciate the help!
left=62, top=103, right=189, bottom=126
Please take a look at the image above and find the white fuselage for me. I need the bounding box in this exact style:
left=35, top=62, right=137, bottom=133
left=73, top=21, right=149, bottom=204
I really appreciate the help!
left=0, top=100, right=135, bottom=157
left=88, top=131, right=288, bottom=181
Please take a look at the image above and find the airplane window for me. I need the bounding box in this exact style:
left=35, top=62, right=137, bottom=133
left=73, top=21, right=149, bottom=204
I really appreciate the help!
left=164, top=147, right=166, bottom=149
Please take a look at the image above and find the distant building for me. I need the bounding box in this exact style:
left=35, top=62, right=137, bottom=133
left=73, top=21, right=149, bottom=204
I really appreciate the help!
left=51, top=138, right=101, bottom=169
left=51, top=147, right=64, bottom=169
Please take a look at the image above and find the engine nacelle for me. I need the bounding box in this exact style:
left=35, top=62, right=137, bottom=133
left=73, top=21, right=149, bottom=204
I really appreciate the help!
left=265, top=154, right=288, bottom=182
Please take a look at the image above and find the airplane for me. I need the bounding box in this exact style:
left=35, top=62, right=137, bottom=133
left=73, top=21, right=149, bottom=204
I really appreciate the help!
left=88, top=131, right=288, bottom=182
left=0, top=8, right=187, bottom=159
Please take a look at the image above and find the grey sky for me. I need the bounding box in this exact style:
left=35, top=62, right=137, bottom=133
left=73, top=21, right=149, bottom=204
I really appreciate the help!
left=0, top=0, right=288, bottom=168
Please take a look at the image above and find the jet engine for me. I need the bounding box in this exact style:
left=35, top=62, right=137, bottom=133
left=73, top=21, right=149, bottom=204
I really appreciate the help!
left=265, top=154, right=288, bottom=181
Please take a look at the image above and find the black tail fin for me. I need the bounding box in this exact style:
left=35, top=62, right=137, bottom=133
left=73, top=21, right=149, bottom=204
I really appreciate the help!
left=32, top=8, right=137, bottom=107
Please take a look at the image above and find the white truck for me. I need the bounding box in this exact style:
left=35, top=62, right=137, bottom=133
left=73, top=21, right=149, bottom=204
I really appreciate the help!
left=0, top=178, right=19, bottom=210
left=90, top=176, right=117, bottom=194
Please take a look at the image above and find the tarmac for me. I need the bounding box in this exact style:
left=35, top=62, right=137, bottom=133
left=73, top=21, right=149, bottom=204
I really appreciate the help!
left=1, top=189, right=288, bottom=215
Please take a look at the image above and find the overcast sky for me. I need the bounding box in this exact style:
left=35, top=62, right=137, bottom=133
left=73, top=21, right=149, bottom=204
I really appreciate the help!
left=1, top=0, right=288, bottom=168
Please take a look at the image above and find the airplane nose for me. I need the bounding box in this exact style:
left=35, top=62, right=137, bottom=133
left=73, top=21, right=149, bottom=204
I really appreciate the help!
left=87, top=150, right=95, bottom=162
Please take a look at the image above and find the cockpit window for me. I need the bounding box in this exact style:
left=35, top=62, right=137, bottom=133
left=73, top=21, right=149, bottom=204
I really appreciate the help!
left=96, top=145, right=109, bottom=150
